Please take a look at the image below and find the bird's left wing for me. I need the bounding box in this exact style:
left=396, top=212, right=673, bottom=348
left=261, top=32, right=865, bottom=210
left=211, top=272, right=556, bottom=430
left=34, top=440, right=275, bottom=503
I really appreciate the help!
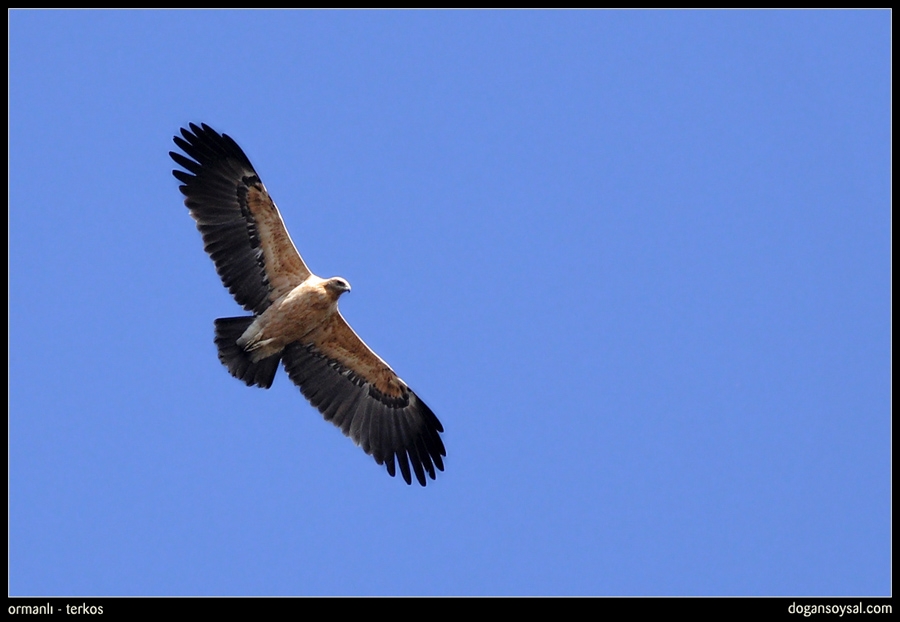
left=170, top=123, right=311, bottom=314
left=281, top=312, right=446, bottom=486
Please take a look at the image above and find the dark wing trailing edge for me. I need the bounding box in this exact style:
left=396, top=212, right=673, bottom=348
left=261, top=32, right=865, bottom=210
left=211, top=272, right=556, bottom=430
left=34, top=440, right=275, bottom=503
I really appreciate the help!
left=281, top=342, right=446, bottom=486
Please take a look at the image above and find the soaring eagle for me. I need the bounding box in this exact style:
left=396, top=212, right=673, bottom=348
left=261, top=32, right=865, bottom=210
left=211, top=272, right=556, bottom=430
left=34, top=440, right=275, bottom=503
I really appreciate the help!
left=170, top=123, right=445, bottom=486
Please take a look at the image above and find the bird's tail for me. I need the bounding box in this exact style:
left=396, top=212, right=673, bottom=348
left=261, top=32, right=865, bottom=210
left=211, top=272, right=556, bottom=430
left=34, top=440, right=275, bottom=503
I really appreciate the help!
left=214, top=317, right=281, bottom=389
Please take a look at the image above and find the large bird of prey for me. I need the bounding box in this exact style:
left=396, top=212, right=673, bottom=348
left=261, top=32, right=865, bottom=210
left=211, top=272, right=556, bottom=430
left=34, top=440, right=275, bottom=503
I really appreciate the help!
left=170, top=123, right=445, bottom=486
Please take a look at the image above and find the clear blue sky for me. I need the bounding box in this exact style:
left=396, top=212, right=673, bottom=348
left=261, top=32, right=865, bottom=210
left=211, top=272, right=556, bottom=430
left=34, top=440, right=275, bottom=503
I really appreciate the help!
left=9, top=10, right=890, bottom=596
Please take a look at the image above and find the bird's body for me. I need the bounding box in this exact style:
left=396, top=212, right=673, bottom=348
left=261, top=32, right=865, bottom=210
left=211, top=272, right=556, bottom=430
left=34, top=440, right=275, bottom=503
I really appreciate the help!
left=170, top=123, right=445, bottom=486
left=238, top=275, right=345, bottom=361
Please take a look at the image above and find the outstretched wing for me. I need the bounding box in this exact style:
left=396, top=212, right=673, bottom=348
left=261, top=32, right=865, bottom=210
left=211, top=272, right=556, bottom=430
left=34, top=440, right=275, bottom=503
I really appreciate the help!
left=281, top=312, right=446, bottom=486
left=170, top=123, right=311, bottom=314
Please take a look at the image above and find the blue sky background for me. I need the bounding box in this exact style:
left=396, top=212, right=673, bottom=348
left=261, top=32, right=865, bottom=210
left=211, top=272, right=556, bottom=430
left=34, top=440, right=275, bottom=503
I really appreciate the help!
left=9, top=11, right=890, bottom=596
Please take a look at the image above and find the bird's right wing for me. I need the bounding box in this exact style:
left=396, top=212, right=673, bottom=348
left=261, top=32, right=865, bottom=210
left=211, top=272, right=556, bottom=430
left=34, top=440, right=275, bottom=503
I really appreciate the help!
left=170, top=123, right=311, bottom=314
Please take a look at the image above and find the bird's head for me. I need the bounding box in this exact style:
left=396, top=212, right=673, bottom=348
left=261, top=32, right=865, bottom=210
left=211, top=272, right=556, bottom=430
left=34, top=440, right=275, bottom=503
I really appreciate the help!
left=324, top=277, right=352, bottom=299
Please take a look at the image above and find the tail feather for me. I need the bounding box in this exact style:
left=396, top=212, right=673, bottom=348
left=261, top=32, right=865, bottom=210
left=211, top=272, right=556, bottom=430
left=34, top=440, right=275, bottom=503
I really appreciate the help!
left=214, top=317, right=281, bottom=389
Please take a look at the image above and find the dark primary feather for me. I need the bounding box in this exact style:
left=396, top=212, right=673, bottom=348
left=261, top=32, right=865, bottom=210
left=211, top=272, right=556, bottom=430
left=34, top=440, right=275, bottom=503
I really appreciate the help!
left=170, top=123, right=272, bottom=314
left=282, top=343, right=446, bottom=486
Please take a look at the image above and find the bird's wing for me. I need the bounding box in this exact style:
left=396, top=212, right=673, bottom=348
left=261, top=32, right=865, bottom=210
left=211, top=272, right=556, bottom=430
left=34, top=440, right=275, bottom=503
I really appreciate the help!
left=170, top=123, right=311, bottom=314
left=281, top=312, right=446, bottom=486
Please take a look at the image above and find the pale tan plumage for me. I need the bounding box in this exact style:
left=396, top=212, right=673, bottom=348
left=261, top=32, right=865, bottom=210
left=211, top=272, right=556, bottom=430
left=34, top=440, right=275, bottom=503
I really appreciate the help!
left=171, top=123, right=445, bottom=486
